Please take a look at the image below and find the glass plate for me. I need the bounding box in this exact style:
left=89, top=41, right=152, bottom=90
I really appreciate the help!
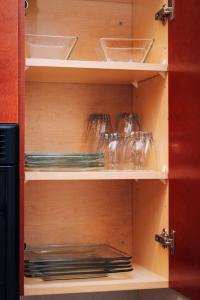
left=25, top=260, right=131, bottom=269
left=25, top=263, right=132, bottom=273
left=25, top=267, right=133, bottom=278
left=25, top=163, right=104, bottom=168
left=25, top=244, right=132, bottom=264
left=25, top=153, right=104, bottom=160
left=25, top=153, right=104, bottom=170
left=43, top=274, right=108, bottom=280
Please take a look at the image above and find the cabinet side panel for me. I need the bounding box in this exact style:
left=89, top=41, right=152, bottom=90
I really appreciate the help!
left=133, top=180, right=169, bottom=278
left=0, top=0, right=18, bottom=122
left=133, top=76, right=168, bottom=172
left=132, top=0, right=168, bottom=64
left=132, top=2, right=169, bottom=278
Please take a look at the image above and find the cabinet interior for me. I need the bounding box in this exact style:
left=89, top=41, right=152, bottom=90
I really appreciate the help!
left=24, top=0, right=169, bottom=296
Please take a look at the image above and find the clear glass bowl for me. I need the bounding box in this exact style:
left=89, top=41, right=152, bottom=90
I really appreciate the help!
left=25, top=34, right=78, bottom=60
left=100, top=38, right=154, bottom=63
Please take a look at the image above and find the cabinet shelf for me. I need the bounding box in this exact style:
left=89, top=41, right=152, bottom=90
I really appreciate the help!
left=24, top=265, right=168, bottom=296
left=25, top=59, right=168, bottom=85
left=25, top=170, right=168, bottom=181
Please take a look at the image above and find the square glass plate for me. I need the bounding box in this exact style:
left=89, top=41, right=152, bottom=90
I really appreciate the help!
left=25, top=263, right=132, bottom=273
left=25, top=153, right=104, bottom=160
left=25, top=260, right=131, bottom=269
left=25, top=153, right=104, bottom=170
left=25, top=267, right=133, bottom=279
left=25, top=244, right=132, bottom=264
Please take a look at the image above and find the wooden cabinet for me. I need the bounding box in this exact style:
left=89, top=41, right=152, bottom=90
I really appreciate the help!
left=24, top=0, right=168, bottom=295
left=1, top=0, right=200, bottom=299
left=23, top=0, right=168, bottom=295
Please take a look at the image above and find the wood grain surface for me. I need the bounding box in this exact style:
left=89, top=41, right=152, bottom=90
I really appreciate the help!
left=0, top=0, right=18, bottom=122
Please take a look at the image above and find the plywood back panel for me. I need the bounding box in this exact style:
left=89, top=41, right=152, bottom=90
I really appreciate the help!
left=25, top=180, right=133, bottom=254
left=132, top=180, right=169, bottom=278
left=25, top=0, right=133, bottom=60
left=133, top=76, right=168, bottom=172
left=25, top=83, right=132, bottom=153
left=83, top=0, right=133, bottom=3
left=132, top=0, right=168, bottom=64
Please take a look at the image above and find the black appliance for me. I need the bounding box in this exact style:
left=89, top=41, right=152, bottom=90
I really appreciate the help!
left=0, top=124, right=19, bottom=300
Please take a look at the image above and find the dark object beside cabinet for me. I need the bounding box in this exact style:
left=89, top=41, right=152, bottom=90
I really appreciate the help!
left=0, top=124, right=19, bottom=300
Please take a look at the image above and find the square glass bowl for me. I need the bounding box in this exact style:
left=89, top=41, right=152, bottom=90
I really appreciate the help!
left=100, top=38, right=154, bottom=63
left=25, top=34, right=78, bottom=60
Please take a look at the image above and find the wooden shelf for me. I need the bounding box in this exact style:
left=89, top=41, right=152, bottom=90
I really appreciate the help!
left=24, top=265, right=168, bottom=296
left=25, top=170, right=168, bottom=181
left=25, top=59, right=168, bottom=85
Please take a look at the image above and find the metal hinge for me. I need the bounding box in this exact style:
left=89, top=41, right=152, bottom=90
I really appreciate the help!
left=25, top=0, right=29, bottom=15
left=155, top=0, right=175, bottom=25
left=155, top=228, right=175, bottom=256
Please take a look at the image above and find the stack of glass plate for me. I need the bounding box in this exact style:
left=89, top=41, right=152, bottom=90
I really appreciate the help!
left=25, top=153, right=104, bottom=171
left=24, top=244, right=133, bottom=281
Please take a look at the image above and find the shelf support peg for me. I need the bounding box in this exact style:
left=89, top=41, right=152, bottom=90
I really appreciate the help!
left=160, top=179, right=167, bottom=184
left=160, top=166, right=168, bottom=184
left=132, top=82, right=139, bottom=88
left=159, top=72, right=166, bottom=79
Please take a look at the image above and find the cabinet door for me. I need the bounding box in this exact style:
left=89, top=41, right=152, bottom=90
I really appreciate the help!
left=0, top=0, right=18, bottom=122
left=0, top=0, right=24, bottom=297
left=169, top=1, right=200, bottom=299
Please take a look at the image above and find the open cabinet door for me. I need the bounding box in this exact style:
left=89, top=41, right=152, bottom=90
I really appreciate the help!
left=169, top=1, right=200, bottom=299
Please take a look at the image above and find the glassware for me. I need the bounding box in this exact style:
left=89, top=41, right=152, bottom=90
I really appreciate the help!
left=25, top=153, right=104, bottom=171
left=25, top=34, right=78, bottom=60
left=116, top=113, right=141, bottom=136
left=25, top=267, right=133, bottom=280
left=25, top=244, right=132, bottom=263
left=98, top=132, right=122, bottom=169
left=100, top=38, right=154, bottom=63
left=24, top=244, right=133, bottom=280
left=129, top=131, right=154, bottom=169
left=87, top=113, right=112, bottom=152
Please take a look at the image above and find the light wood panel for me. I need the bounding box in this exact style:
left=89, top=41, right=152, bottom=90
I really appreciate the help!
left=25, top=170, right=168, bottom=181
left=132, top=180, right=169, bottom=278
left=133, top=75, right=168, bottom=172
left=24, top=2, right=170, bottom=297
left=24, top=180, right=132, bottom=252
left=25, top=59, right=167, bottom=84
left=25, top=0, right=133, bottom=61
left=132, top=0, right=168, bottom=64
left=131, top=0, right=169, bottom=280
left=83, top=0, right=133, bottom=3
left=24, top=265, right=168, bottom=296
left=25, top=82, right=132, bottom=153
